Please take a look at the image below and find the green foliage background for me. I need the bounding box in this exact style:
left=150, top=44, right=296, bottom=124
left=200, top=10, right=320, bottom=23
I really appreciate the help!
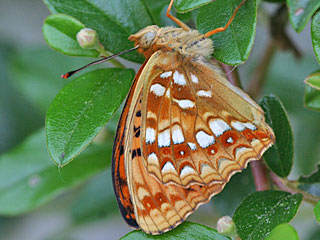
left=1, top=0, right=320, bottom=239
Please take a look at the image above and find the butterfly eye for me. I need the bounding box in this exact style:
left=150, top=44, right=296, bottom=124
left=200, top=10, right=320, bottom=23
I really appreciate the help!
left=140, top=31, right=156, bottom=48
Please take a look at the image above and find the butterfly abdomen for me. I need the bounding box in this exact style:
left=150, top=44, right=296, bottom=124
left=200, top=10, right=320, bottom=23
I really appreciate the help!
left=129, top=26, right=213, bottom=58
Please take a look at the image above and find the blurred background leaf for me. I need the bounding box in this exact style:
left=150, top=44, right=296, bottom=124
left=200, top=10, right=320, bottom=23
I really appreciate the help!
left=0, top=129, right=112, bottom=215
left=287, top=0, right=320, bottom=33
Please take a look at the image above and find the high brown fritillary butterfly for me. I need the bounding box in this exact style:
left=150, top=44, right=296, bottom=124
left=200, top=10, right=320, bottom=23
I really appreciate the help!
left=64, top=0, right=275, bottom=235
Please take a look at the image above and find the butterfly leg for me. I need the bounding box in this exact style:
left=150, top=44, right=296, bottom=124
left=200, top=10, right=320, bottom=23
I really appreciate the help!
left=166, top=0, right=190, bottom=31
left=204, top=0, right=247, bottom=38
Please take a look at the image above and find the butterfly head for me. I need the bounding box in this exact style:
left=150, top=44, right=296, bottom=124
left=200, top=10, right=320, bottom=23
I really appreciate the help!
left=129, top=26, right=213, bottom=59
left=129, top=25, right=160, bottom=55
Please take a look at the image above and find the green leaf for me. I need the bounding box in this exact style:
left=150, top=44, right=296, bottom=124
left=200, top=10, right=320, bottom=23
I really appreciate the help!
left=71, top=171, right=117, bottom=223
left=0, top=129, right=111, bottom=215
left=43, top=14, right=99, bottom=57
left=304, top=71, right=320, bottom=90
left=233, top=190, right=303, bottom=240
left=43, top=0, right=155, bottom=63
left=304, top=85, right=320, bottom=111
left=9, top=47, right=90, bottom=113
left=121, top=221, right=231, bottom=240
left=174, top=0, right=212, bottom=12
left=298, top=164, right=320, bottom=197
left=46, top=68, right=134, bottom=166
left=315, top=201, right=320, bottom=223
left=260, top=95, right=293, bottom=177
left=299, top=164, right=320, bottom=183
left=265, top=224, right=299, bottom=240
left=312, top=11, right=320, bottom=64
left=287, top=0, right=320, bottom=33
left=197, top=0, right=256, bottom=65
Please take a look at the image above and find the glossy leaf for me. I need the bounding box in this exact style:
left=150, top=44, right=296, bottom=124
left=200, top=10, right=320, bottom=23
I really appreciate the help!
left=233, top=191, right=303, bottom=240
left=304, top=85, right=320, bottom=111
left=265, top=224, right=299, bottom=240
left=0, top=129, right=111, bottom=215
left=304, top=71, right=320, bottom=90
left=121, top=222, right=230, bottom=240
left=287, top=0, right=320, bottom=33
left=260, top=95, right=293, bottom=177
left=315, top=201, right=320, bottom=223
left=174, top=0, right=212, bottom=12
left=312, top=11, right=320, bottom=64
left=46, top=68, right=134, bottom=166
left=197, top=0, right=256, bottom=65
left=43, top=0, right=155, bottom=63
left=43, top=14, right=99, bottom=57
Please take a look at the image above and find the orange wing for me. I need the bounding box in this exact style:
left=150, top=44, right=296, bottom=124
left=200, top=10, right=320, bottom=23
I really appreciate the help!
left=114, top=50, right=274, bottom=234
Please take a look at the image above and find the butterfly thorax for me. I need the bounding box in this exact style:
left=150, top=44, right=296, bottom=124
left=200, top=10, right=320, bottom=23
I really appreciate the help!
left=129, top=25, right=213, bottom=59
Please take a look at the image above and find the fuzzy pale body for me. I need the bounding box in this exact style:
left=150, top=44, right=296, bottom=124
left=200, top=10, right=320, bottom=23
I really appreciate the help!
left=112, top=25, right=275, bottom=235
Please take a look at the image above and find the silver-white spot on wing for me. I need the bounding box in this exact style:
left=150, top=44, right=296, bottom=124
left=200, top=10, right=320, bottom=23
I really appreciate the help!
left=158, top=129, right=171, bottom=147
left=150, top=83, right=165, bottom=97
left=209, top=119, right=231, bottom=137
left=196, top=131, right=215, bottom=148
left=173, top=71, right=186, bottom=85
left=146, top=127, right=156, bottom=144
left=160, top=71, right=172, bottom=78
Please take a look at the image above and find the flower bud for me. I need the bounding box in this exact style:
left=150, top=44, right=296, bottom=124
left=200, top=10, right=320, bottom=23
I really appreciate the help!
left=217, top=216, right=237, bottom=237
left=77, top=28, right=98, bottom=49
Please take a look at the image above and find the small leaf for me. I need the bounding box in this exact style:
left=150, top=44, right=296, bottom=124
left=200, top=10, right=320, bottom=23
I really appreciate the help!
left=265, top=224, right=299, bottom=240
left=312, top=11, right=320, bottom=64
left=287, top=0, right=320, bottom=33
left=197, top=0, right=256, bottom=65
left=304, top=71, right=320, bottom=90
left=298, top=164, right=320, bottom=197
left=233, top=190, right=303, bottom=240
left=260, top=95, right=293, bottom=177
left=46, top=68, right=134, bottom=166
left=304, top=85, right=320, bottom=111
left=121, top=222, right=231, bottom=240
left=43, top=14, right=99, bottom=57
left=71, top=171, right=117, bottom=223
left=315, top=201, right=320, bottom=223
left=0, top=129, right=111, bottom=215
left=43, top=0, right=156, bottom=63
left=174, top=0, right=212, bottom=12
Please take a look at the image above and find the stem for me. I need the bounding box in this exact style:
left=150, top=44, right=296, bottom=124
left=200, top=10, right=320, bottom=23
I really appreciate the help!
left=270, top=172, right=320, bottom=205
left=250, top=160, right=270, bottom=191
left=97, top=43, right=126, bottom=68
left=220, top=63, right=270, bottom=191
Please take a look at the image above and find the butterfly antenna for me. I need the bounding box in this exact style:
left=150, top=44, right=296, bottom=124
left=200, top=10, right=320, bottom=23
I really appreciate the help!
left=61, top=46, right=139, bottom=79
left=204, top=0, right=247, bottom=38
left=225, top=65, right=238, bottom=75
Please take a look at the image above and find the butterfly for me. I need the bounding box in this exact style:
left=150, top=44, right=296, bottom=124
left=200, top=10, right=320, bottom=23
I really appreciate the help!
left=109, top=0, right=275, bottom=235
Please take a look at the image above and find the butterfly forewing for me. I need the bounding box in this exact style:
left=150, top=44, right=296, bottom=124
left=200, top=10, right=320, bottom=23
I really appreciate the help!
left=139, top=51, right=274, bottom=188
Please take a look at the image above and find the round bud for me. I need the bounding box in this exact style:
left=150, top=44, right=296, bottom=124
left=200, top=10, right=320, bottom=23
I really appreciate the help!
left=77, top=28, right=98, bottom=49
left=217, top=216, right=237, bottom=237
